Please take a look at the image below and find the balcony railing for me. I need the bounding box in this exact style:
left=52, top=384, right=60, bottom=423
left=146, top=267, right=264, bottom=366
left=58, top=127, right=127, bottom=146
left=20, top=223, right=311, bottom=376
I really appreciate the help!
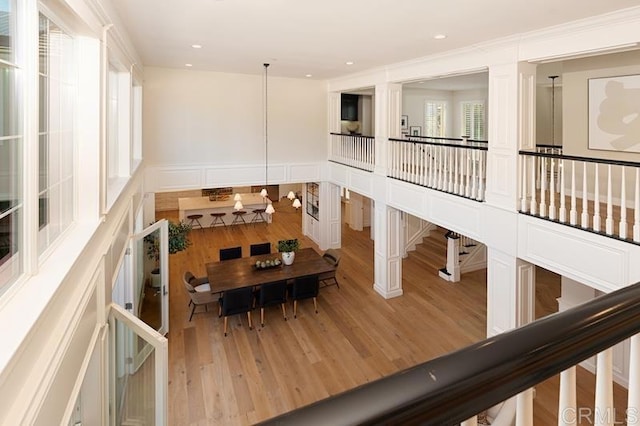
left=329, top=133, right=375, bottom=172
left=388, top=136, right=488, bottom=202
left=519, top=149, right=640, bottom=244
left=258, top=280, right=640, bottom=425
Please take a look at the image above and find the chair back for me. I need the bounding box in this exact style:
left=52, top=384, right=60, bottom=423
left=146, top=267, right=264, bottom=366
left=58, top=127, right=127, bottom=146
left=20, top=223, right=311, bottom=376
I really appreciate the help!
left=221, top=287, right=254, bottom=316
left=220, top=246, right=242, bottom=261
left=258, top=280, right=287, bottom=307
left=292, top=275, right=319, bottom=300
left=183, top=273, right=196, bottom=293
left=323, top=249, right=341, bottom=267
left=250, top=242, right=271, bottom=256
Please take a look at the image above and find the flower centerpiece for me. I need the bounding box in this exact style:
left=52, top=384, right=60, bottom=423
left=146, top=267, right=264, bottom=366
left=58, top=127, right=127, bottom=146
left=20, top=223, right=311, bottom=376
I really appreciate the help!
left=277, top=238, right=300, bottom=265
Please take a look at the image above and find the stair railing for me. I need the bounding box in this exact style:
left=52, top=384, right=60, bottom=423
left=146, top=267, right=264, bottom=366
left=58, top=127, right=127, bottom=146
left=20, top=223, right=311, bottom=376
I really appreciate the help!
left=258, top=280, right=640, bottom=426
left=388, top=137, right=487, bottom=202
left=329, top=132, right=375, bottom=172
left=520, top=149, right=640, bottom=244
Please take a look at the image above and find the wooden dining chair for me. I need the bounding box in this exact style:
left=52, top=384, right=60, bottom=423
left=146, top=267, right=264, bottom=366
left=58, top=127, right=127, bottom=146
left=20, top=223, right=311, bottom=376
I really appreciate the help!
left=250, top=242, right=271, bottom=256
left=256, top=280, right=287, bottom=326
left=183, top=274, right=217, bottom=321
left=219, top=246, right=242, bottom=261
left=290, top=275, right=320, bottom=318
left=318, top=248, right=341, bottom=288
left=219, top=287, right=254, bottom=336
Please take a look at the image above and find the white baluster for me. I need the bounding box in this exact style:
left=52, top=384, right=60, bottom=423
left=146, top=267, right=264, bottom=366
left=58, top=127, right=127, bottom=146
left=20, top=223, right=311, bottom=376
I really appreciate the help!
left=634, top=168, right=640, bottom=243
left=559, top=159, right=567, bottom=222
left=530, top=156, right=537, bottom=215
left=448, top=147, right=454, bottom=192
left=471, top=150, right=477, bottom=199
left=594, top=163, right=601, bottom=232
left=540, top=157, right=548, bottom=217
left=558, top=367, right=577, bottom=426
left=606, top=164, right=614, bottom=235
left=466, top=149, right=471, bottom=198
left=620, top=166, right=627, bottom=239
left=516, top=388, right=534, bottom=426
left=478, top=151, right=485, bottom=201
left=594, top=348, right=614, bottom=426
left=521, top=155, right=528, bottom=212
left=549, top=158, right=557, bottom=220
left=570, top=160, right=577, bottom=226
left=582, top=162, right=589, bottom=228
left=628, top=334, right=640, bottom=426
left=439, top=146, right=444, bottom=190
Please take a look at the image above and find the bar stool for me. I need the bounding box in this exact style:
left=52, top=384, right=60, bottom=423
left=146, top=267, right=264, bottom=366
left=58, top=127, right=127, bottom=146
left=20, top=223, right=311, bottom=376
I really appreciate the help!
left=209, top=212, right=227, bottom=228
left=250, top=208, right=267, bottom=224
left=186, top=214, right=204, bottom=229
left=231, top=210, right=247, bottom=225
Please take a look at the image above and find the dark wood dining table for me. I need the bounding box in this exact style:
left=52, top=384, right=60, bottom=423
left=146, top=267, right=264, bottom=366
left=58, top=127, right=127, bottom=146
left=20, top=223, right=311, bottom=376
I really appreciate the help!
left=204, top=247, right=335, bottom=294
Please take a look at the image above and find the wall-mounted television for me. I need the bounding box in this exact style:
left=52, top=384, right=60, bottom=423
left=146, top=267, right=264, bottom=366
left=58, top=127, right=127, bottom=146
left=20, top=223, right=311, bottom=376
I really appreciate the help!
left=341, top=94, right=359, bottom=121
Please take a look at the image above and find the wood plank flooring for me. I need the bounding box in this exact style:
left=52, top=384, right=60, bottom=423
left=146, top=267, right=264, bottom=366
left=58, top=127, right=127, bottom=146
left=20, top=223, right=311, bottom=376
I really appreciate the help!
left=158, top=201, right=627, bottom=425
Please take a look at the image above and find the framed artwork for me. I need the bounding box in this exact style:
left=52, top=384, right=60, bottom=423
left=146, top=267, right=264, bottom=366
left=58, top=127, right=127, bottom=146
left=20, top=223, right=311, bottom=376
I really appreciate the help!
left=401, top=115, right=408, bottom=130
left=588, top=74, right=640, bottom=153
left=410, top=126, right=421, bottom=136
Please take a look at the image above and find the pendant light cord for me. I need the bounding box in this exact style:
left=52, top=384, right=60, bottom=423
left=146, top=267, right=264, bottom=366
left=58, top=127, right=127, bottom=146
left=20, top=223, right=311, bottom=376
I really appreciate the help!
left=264, top=63, right=269, bottom=195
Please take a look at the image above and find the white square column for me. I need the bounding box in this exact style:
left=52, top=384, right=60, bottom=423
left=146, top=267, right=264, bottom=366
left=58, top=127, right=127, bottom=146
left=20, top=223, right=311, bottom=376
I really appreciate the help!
left=374, top=82, right=402, bottom=176
left=373, top=201, right=403, bottom=299
left=318, top=181, right=342, bottom=250
left=484, top=60, right=538, bottom=336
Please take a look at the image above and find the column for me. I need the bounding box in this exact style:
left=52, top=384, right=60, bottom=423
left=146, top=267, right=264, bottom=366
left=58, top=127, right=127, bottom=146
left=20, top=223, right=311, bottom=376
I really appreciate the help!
left=318, top=181, right=341, bottom=251
left=348, top=192, right=364, bottom=231
left=486, top=248, right=536, bottom=337
left=373, top=201, right=403, bottom=299
left=374, top=82, right=402, bottom=176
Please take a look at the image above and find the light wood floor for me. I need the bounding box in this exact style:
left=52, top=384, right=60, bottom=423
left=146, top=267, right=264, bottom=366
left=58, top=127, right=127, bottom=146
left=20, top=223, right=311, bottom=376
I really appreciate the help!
left=159, top=201, right=627, bottom=425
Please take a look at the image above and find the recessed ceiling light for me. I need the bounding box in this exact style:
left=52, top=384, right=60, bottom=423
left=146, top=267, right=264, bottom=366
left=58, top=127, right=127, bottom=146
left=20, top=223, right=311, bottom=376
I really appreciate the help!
left=434, top=34, right=446, bottom=40
left=305, top=74, right=312, bottom=78
left=346, top=61, right=354, bottom=65
left=191, top=44, right=202, bottom=49
left=185, top=63, right=193, bottom=67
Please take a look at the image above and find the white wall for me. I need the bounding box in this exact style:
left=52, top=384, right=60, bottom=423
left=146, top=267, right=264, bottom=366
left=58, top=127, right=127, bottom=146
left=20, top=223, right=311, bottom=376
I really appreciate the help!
left=143, top=67, right=328, bottom=168
left=562, top=49, right=640, bottom=161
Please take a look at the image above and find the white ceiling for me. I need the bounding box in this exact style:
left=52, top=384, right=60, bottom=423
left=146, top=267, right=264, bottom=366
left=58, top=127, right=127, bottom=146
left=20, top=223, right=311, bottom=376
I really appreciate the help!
left=110, top=0, right=640, bottom=80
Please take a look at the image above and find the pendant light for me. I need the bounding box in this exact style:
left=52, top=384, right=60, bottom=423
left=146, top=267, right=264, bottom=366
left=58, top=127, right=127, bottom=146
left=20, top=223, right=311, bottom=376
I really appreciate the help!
left=262, top=63, right=275, bottom=215
left=233, top=193, right=243, bottom=210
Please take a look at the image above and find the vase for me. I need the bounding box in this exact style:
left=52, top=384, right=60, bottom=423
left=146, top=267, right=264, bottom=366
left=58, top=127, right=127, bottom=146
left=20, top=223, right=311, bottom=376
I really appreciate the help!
left=281, top=251, right=295, bottom=265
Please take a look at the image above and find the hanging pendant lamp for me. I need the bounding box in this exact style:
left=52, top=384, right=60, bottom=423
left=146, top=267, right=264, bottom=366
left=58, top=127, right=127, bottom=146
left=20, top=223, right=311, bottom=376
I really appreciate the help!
left=262, top=63, right=274, bottom=214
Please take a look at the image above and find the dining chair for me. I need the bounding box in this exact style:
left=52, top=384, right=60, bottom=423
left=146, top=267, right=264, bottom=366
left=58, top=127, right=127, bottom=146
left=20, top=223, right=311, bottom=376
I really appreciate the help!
left=219, top=286, right=254, bottom=336
left=219, top=246, right=242, bottom=261
left=318, top=248, right=341, bottom=288
left=250, top=242, right=271, bottom=256
left=290, top=275, right=320, bottom=318
left=256, top=280, right=287, bottom=326
left=183, top=274, right=217, bottom=321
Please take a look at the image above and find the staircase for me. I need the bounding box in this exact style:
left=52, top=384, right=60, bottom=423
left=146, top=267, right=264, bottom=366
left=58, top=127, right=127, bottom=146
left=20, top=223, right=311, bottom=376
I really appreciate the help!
left=405, top=226, right=448, bottom=273
left=405, top=226, right=486, bottom=281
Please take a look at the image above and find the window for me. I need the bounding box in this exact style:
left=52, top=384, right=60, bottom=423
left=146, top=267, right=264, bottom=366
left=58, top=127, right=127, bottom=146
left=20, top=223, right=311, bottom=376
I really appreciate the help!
left=424, top=101, right=446, bottom=137
left=0, top=0, right=22, bottom=291
left=461, top=101, right=485, bottom=139
left=105, top=59, right=131, bottom=210
left=38, top=13, right=76, bottom=256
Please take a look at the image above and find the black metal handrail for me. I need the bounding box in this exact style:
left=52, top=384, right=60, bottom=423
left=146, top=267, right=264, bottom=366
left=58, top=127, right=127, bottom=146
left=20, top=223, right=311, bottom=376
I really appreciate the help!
left=390, top=137, right=488, bottom=151
left=258, top=281, right=640, bottom=426
left=520, top=149, right=640, bottom=168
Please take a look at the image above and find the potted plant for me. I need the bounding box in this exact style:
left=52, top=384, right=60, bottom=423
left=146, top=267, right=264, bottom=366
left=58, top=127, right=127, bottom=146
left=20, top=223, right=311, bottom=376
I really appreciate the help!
left=277, top=238, right=300, bottom=265
left=146, top=220, right=193, bottom=287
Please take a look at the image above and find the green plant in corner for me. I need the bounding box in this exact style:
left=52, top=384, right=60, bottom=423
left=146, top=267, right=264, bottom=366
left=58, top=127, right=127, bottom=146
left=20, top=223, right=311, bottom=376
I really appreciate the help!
left=277, top=238, right=300, bottom=253
left=145, top=220, right=193, bottom=267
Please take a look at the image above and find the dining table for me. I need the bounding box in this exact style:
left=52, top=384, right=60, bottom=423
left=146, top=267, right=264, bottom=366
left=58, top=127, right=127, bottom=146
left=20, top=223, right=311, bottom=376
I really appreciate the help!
left=204, top=247, right=335, bottom=294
